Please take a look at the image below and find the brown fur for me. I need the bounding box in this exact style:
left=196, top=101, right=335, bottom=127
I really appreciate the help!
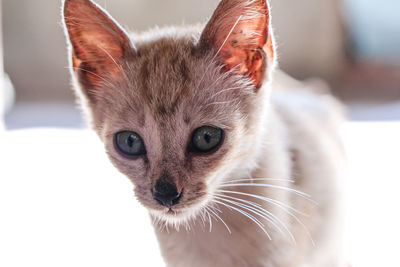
left=63, top=0, right=345, bottom=266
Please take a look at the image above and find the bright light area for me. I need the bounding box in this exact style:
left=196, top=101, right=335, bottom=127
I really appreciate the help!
left=341, top=122, right=400, bottom=267
left=0, top=129, right=164, bottom=266
left=0, top=121, right=399, bottom=266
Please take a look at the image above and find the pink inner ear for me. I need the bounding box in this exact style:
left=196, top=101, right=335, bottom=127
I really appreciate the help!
left=200, top=0, right=273, bottom=88
left=64, top=0, right=131, bottom=87
left=219, top=16, right=268, bottom=88
left=71, top=29, right=125, bottom=85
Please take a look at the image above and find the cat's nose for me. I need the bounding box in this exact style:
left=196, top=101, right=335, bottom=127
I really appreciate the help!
left=153, top=178, right=181, bottom=207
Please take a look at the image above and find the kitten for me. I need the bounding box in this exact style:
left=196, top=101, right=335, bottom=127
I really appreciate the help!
left=63, top=0, right=345, bottom=266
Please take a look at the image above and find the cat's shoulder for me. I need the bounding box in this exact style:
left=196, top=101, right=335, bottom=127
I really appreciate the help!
left=271, top=69, right=345, bottom=132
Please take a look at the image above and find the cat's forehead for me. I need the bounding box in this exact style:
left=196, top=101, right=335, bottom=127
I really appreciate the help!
left=133, top=38, right=198, bottom=115
left=119, top=38, right=251, bottom=124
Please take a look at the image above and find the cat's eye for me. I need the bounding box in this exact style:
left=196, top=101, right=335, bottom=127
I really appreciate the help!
left=190, top=126, right=223, bottom=153
left=114, top=131, right=146, bottom=157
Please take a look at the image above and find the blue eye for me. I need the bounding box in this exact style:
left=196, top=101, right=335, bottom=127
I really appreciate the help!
left=114, top=131, right=146, bottom=157
left=190, top=126, right=223, bottom=153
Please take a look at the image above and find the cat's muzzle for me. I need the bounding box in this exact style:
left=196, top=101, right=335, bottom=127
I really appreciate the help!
left=152, top=178, right=182, bottom=207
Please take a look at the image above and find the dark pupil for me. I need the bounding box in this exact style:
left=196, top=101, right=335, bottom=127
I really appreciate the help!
left=127, top=135, right=137, bottom=147
left=124, top=134, right=142, bottom=153
left=192, top=126, right=222, bottom=153
left=204, top=132, right=212, bottom=143
left=115, top=131, right=145, bottom=156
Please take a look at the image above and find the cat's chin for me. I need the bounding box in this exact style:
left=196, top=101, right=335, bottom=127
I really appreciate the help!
left=148, top=199, right=210, bottom=227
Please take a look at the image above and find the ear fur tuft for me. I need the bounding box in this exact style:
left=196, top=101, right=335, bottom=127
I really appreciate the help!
left=199, top=0, right=275, bottom=89
left=62, top=0, right=134, bottom=98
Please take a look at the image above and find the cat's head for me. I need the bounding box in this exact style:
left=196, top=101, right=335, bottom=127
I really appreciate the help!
left=63, top=0, right=276, bottom=225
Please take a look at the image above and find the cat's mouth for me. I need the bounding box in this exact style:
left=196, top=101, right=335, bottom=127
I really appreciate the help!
left=150, top=207, right=192, bottom=224
left=149, top=197, right=210, bottom=225
left=160, top=206, right=191, bottom=217
left=166, top=208, right=182, bottom=215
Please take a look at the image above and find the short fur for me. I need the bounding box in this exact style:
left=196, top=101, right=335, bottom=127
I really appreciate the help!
left=63, top=0, right=345, bottom=266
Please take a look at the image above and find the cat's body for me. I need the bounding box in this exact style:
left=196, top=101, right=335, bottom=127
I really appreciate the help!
left=152, top=57, right=345, bottom=267
left=63, top=0, right=345, bottom=266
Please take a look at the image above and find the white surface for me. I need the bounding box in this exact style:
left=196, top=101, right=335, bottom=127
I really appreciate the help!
left=0, top=122, right=400, bottom=266
left=0, top=129, right=164, bottom=267
left=341, top=122, right=400, bottom=267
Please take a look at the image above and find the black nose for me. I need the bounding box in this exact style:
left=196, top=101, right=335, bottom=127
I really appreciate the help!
left=153, top=178, right=181, bottom=207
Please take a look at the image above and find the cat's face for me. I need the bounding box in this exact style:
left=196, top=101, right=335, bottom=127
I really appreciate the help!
left=63, top=0, right=275, bottom=225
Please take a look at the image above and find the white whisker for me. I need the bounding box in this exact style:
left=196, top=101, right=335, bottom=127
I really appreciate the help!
left=200, top=64, right=243, bottom=103
left=199, top=208, right=207, bottom=229
left=214, top=193, right=296, bottom=243
left=195, top=14, right=243, bottom=93
left=204, top=100, right=236, bottom=108
left=218, top=189, right=309, bottom=217
left=97, top=45, right=122, bottom=70
left=219, top=183, right=317, bottom=204
left=215, top=195, right=290, bottom=241
left=211, top=86, right=243, bottom=98
left=222, top=178, right=295, bottom=184
left=214, top=15, right=243, bottom=57
left=205, top=208, right=213, bottom=233
left=165, top=220, right=170, bottom=234
left=65, top=66, right=114, bottom=87
left=206, top=205, right=231, bottom=234
left=217, top=189, right=315, bottom=245
left=213, top=199, right=271, bottom=240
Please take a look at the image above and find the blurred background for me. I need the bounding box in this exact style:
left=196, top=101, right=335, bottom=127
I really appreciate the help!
left=2, top=0, right=400, bottom=127
left=0, top=0, right=399, bottom=266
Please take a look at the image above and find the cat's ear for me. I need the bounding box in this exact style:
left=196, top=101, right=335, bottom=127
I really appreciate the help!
left=199, top=0, right=275, bottom=89
left=63, top=0, right=134, bottom=98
